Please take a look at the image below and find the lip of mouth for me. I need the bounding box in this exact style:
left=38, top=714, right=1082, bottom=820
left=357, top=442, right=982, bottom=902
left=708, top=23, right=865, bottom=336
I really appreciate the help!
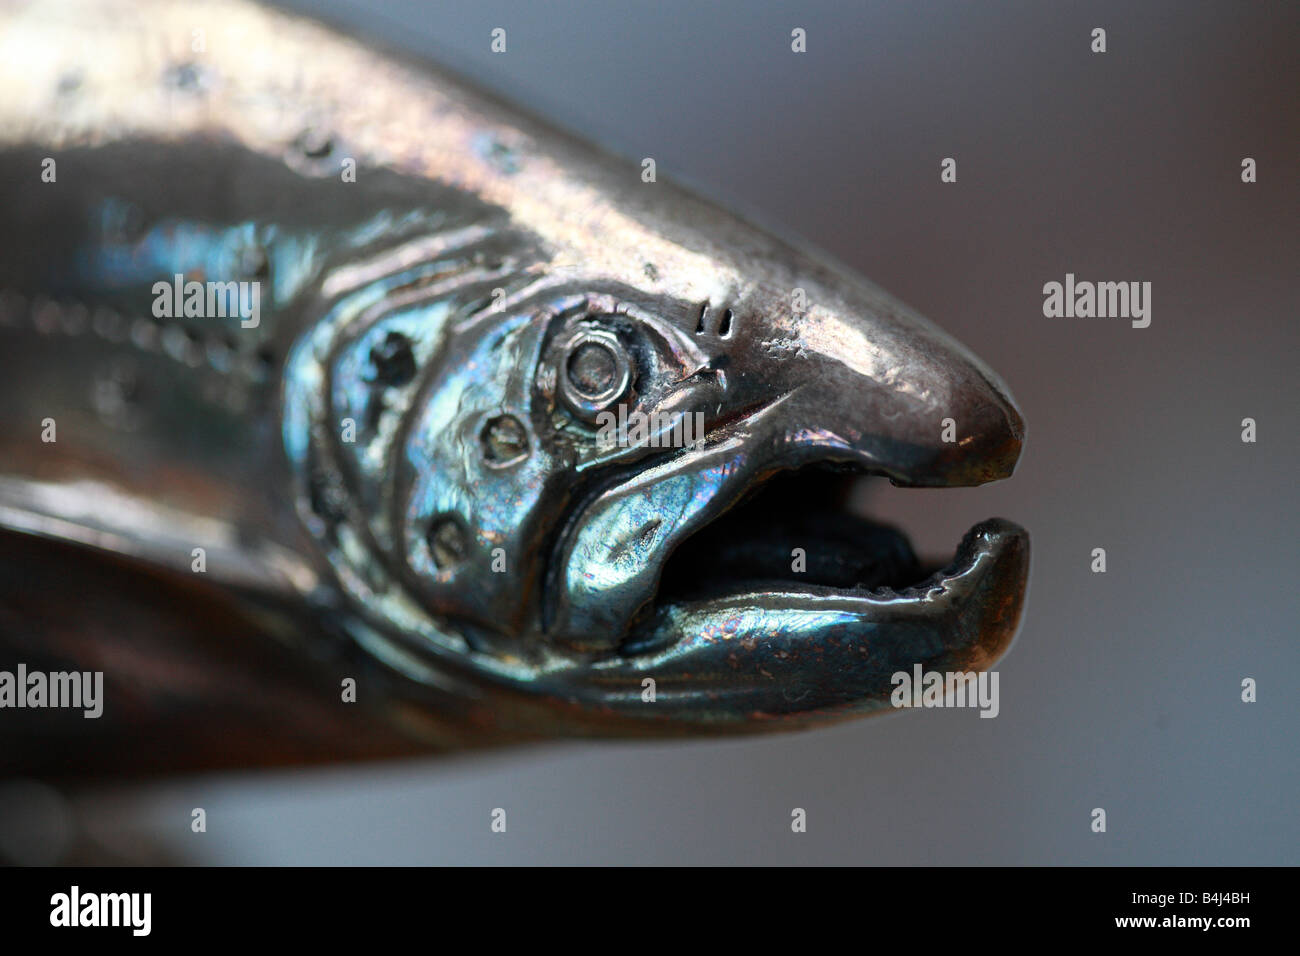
left=618, top=465, right=1026, bottom=651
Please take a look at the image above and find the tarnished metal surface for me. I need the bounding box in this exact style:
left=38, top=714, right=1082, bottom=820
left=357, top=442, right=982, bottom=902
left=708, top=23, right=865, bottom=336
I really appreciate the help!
left=0, top=0, right=1028, bottom=769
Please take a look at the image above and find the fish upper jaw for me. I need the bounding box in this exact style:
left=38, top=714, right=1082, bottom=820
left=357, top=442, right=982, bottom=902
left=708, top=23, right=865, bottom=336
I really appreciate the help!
left=783, top=302, right=1026, bottom=490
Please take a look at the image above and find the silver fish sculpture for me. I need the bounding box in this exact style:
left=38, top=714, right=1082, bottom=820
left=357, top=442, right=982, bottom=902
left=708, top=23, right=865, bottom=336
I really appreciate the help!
left=0, top=0, right=1028, bottom=772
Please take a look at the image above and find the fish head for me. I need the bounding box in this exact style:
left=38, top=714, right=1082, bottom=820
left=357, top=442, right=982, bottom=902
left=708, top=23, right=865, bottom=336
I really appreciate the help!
left=287, top=169, right=1028, bottom=735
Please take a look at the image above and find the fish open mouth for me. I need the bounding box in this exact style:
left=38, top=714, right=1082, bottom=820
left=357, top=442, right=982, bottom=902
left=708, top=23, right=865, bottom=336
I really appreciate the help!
left=656, top=469, right=935, bottom=609
left=546, top=441, right=1029, bottom=724
left=630, top=466, right=1028, bottom=654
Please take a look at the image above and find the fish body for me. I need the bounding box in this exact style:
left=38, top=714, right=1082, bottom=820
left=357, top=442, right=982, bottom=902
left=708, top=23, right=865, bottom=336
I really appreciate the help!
left=0, top=0, right=1028, bottom=769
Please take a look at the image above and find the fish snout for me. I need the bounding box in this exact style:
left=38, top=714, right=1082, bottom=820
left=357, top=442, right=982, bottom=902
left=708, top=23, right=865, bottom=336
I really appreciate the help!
left=775, top=292, right=1025, bottom=488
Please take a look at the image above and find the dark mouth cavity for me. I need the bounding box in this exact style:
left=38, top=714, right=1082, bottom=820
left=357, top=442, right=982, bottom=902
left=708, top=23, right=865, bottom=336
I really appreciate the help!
left=655, top=468, right=944, bottom=606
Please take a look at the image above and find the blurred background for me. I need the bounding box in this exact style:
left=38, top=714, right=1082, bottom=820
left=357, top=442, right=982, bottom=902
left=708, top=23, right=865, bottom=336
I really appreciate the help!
left=2, top=0, right=1296, bottom=864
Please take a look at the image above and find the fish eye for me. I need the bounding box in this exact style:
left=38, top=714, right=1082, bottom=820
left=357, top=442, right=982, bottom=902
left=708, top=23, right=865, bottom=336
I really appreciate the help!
left=557, top=327, right=631, bottom=421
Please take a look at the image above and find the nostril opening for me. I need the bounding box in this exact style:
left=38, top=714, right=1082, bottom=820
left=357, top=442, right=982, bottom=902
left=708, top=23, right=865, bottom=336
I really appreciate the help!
left=719, top=308, right=733, bottom=337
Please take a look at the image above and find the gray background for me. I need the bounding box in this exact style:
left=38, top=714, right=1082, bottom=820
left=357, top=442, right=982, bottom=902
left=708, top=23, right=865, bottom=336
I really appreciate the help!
left=20, top=0, right=1300, bottom=864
